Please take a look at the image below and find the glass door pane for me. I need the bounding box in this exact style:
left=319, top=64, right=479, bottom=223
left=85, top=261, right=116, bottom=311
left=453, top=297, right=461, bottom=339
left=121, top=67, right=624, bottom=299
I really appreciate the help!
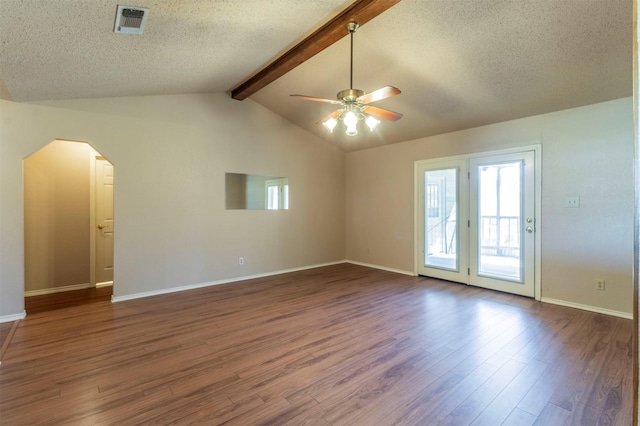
left=424, top=168, right=458, bottom=271
left=477, top=161, right=522, bottom=281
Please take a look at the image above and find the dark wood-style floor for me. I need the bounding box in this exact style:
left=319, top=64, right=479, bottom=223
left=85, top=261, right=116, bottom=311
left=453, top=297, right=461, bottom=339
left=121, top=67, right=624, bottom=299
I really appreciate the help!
left=0, top=264, right=633, bottom=425
left=24, top=285, right=113, bottom=315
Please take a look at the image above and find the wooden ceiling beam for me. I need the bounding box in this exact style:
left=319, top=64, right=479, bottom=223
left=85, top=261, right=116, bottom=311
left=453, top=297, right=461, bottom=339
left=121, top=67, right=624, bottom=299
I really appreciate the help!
left=230, top=0, right=402, bottom=101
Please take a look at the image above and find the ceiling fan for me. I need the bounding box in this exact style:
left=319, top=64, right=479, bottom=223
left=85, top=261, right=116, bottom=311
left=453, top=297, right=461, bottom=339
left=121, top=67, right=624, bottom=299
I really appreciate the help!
left=290, top=22, right=402, bottom=137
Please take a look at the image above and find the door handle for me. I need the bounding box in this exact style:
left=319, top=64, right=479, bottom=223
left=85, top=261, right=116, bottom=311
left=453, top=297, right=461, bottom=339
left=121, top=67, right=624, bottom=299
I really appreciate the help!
left=97, top=224, right=104, bottom=230
left=526, top=226, right=533, bottom=234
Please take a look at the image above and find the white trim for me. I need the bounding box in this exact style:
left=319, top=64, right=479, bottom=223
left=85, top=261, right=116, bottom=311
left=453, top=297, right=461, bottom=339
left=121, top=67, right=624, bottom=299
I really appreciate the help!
left=541, top=297, right=633, bottom=319
left=95, top=281, right=113, bottom=288
left=346, top=260, right=415, bottom=276
left=0, top=311, right=26, bottom=323
left=25, top=283, right=92, bottom=297
left=89, top=150, right=98, bottom=288
left=533, top=145, right=542, bottom=302
left=413, top=160, right=419, bottom=277
left=414, top=144, right=543, bottom=166
left=112, top=261, right=347, bottom=303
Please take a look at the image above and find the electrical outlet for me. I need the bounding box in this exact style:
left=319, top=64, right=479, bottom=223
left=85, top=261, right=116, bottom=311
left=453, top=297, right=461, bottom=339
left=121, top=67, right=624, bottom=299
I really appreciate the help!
left=239, top=257, right=244, bottom=265
left=595, top=279, right=605, bottom=291
left=565, top=196, right=580, bottom=208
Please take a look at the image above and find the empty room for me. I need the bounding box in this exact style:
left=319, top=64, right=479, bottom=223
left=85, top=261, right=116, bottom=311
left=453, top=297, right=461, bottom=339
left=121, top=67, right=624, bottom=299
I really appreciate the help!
left=0, top=0, right=637, bottom=425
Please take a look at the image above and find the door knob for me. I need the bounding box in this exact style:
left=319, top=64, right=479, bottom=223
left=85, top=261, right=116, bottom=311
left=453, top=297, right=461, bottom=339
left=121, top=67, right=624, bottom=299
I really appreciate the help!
left=97, top=224, right=104, bottom=229
left=526, top=226, right=533, bottom=234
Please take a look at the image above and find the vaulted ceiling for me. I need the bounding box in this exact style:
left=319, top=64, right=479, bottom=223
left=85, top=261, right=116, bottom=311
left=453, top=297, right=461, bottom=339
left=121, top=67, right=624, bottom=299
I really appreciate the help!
left=0, top=0, right=632, bottom=151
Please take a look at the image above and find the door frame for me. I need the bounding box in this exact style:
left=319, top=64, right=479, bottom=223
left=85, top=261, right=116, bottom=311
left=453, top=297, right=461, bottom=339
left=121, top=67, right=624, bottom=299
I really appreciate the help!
left=89, top=151, right=97, bottom=288
left=89, top=151, right=115, bottom=289
left=414, top=144, right=542, bottom=301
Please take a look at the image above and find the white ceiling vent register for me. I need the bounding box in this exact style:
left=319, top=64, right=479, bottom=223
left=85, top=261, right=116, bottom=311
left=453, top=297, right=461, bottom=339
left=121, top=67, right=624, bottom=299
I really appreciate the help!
left=114, top=5, right=149, bottom=35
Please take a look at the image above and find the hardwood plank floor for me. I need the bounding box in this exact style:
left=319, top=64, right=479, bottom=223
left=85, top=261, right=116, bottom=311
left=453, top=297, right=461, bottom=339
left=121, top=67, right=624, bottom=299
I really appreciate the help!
left=24, top=285, right=112, bottom=315
left=0, top=264, right=633, bottom=425
left=0, top=321, right=15, bottom=352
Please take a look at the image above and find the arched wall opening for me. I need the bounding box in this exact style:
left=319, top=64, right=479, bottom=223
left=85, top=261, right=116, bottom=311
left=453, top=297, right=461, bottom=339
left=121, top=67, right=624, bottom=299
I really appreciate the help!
left=23, top=139, right=114, bottom=312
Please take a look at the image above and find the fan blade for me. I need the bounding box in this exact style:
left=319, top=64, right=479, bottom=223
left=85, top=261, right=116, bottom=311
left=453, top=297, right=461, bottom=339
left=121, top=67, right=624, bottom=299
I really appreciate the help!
left=357, top=86, right=401, bottom=104
left=363, top=105, right=403, bottom=122
left=290, top=94, right=342, bottom=105
left=316, top=109, right=344, bottom=125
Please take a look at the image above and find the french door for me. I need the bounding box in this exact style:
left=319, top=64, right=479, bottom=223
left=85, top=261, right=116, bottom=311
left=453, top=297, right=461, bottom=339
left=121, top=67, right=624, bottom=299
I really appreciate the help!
left=416, top=148, right=538, bottom=297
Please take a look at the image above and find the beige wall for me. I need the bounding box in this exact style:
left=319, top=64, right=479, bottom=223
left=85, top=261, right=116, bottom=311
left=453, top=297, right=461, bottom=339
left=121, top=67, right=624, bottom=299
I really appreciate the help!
left=346, top=98, right=633, bottom=315
left=0, top=94, right=632, bottom=318
left=24, top=140, right=93, bottom=292
left=0, top=94, right=345, bottom=318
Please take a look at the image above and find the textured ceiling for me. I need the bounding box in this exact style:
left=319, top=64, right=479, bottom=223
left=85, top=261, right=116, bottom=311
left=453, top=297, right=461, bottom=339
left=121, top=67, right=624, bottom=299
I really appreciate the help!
left=0, top=0, right=632, bottom=152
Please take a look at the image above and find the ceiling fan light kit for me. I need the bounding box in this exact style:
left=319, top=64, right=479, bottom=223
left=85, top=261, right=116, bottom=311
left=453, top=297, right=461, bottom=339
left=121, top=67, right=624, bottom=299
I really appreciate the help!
left=291, top=21, right=402, bottom=137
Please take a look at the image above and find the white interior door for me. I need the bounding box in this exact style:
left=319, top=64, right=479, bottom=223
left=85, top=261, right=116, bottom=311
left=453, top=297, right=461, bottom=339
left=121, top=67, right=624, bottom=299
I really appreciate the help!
left=417, top=148, right=538, bottom=298
left=95, top=157, right=114, bottom=285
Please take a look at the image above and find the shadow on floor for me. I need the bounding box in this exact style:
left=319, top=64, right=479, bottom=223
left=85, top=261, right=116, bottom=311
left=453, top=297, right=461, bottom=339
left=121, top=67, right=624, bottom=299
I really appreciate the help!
left=25, top=286, right=113, bottom=315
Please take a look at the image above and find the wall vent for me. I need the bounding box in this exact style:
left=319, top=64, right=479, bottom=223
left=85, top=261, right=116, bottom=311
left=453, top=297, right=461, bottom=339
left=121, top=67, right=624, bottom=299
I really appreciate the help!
left=114, top=5, right=149, bottom=35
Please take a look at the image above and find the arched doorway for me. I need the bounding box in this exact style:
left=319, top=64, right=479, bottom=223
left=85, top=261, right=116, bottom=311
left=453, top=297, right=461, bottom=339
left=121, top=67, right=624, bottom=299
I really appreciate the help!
left=23, top=140, right=114, bottom=314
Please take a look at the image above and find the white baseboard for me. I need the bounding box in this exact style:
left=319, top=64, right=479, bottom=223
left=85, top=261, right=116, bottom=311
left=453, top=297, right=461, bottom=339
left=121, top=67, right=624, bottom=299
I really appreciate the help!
left=0, top=311, right=26, bottom=324
left=105, top=263, right=631, bottom=321
left=541, top=297, right=632, bottom=319
left=112, top=260, right=347, bottom=303
left=95, top=281, right=113, bottom=288
left=25, top=283, right=92, bottom=297
left=346, top=260, right=415, bottom=276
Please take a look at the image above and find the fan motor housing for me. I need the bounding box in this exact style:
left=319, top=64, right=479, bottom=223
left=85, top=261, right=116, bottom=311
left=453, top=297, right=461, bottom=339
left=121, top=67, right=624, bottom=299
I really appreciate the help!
left=337, top=89, right=364, bottom=102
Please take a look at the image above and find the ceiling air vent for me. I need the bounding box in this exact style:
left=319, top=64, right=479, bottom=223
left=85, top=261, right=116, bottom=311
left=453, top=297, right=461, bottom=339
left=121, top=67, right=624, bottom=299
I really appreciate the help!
left=114, top=5, right=149, bottom=35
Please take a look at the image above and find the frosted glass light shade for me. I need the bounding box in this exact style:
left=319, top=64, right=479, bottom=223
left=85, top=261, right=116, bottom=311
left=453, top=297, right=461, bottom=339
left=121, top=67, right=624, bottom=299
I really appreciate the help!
left=323, top=117, right=338, bottom=132
left=365, top=115, right=380, bottom=131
